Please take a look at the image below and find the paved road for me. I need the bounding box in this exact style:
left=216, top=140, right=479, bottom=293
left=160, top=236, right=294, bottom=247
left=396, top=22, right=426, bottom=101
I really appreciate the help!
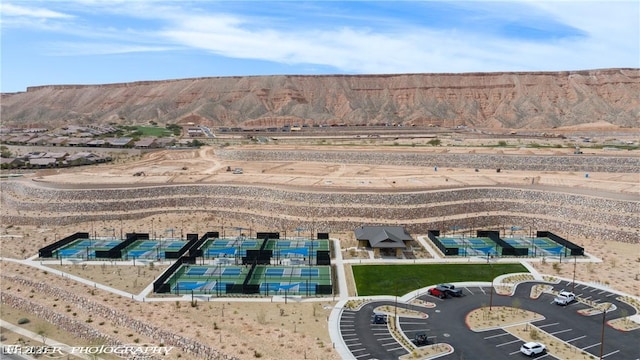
left=338, top=282, right=640, bottom=360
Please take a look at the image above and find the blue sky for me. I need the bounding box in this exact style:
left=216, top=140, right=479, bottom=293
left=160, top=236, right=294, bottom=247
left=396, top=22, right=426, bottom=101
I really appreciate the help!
left=1, top=0, right=638, bottom=92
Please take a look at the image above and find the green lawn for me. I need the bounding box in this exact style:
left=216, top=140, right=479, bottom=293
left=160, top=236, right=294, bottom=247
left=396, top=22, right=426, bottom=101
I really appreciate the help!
left=135, top=126, right=173, bottom=137
left=352, top=263, right=528, bottom=296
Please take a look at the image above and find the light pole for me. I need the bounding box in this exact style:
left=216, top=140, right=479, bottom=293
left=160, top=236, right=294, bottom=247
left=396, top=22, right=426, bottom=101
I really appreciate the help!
left=599, top=304, right=610, bottom=359
left=488, top=259, right=494, bottom=311
left=572, top=255, right=577, bottom=293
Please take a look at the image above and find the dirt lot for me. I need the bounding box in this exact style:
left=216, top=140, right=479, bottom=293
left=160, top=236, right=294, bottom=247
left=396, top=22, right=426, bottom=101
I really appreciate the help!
left=1, top=130, right=638, bottom=360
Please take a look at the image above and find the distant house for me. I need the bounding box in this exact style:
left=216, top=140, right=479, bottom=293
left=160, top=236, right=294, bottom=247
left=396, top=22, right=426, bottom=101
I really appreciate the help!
left=106, top=137, right=133, bottom=147
left=66, top=137, right=91, bottom=147
left=155, top=137, right=176, bottom=148
left=48, top=137, right=68, bottom=147
left=354, top=225, right=414, bottom=258
left=86, top=139, right=106, bottom=147
left=7, top=135, right=34, bottom=145
left=0, top=157, right=26, bottom=169
left=66, top=152, right=107, bottom=166
left=28, top=157, right=58, bottom=168
left=134, top=137, right=157, bottom=149
left=187, top=128, right=204, bottom=137
left=27, top=136, right=50, bottom=146
left=44, top=152, right=68, bottom=160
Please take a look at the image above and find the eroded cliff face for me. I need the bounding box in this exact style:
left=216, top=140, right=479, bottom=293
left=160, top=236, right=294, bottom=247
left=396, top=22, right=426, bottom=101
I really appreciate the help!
left=1, top=69, right=639, bottom=129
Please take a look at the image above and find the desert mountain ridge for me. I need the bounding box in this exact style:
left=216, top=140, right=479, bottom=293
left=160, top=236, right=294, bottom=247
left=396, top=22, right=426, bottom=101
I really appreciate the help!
left=2, top=68, right=639, bottom=130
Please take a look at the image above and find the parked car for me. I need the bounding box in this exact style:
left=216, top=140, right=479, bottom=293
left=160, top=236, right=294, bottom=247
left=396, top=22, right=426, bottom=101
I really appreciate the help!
left=412, top=332, right=429, bottom=346
left=371, top=313, right=387, bottom=324
left=438, top=283, right=463, bottom=297
left=428, top=286, right=447, bottom=299
left=554, top=291, right=576, bottom=305
left=520, top=342, right=546, bottom=356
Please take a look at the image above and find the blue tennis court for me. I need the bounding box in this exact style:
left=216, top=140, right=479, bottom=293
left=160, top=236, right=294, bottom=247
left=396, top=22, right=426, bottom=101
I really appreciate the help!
left=127, top=250, right=153, bottom=258
left=265, top=268, right=285, bottom=276
left=277, top=248, right=309, bottom=257
left=136, top=241, right=159, bottom=248
left=186, top=267, right=209, bottom=276
left=259, top=282, right=318, bottom=293
left=300, top=268, right=319, bottom=277
left=58, top=249, right=84, bottom=257
left=223, top=268, right=242, bottom=276
left=172, top=281, right=232, bottom=292
left=206, top=248, right=236, bottom=256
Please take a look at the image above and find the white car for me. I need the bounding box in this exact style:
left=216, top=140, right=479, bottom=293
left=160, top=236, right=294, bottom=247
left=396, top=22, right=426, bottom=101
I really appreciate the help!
left=554, top=291, right=576, bottom=305
left=520, top=342, right=546, bottom=356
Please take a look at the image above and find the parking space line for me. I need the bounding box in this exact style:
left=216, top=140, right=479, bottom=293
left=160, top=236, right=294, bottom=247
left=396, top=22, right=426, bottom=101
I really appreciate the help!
left=602, top=350, right=621, bottom=358
left=354, top=352, right=370, bottom=358
left=496, top=339, right=521, bottom=347
left=341, top=324, right=355, bottom=327
left=549, top=328, right=572, bottom=335
left=566, top=335, right=587, bottom=343
left=377, top=337, right=394, bottom=341
left=465, top=287, right=474, bottom=295
left=582, top=296, right=592, bottom=301
left=537, top=322, right=559, bottom=328
left=401, top=321, right=428, bottom=325
left=386, top=346, right=405, bottom=352
left=581, top=342, right=601, bottom=350
left=509, top=350, right=521, bottom=355
left=380, top=341, right=399, bottom=347
left=350, top=347, right=367, bottom=353
left=581, top=285, right=590, bottom=290
left=484, top=332, right=510, bottom=339
left=598, top=290, right=607, bottom=294
left=479, top=287, right=486, bottom=295
left=590, top=288, right=599, bottom=292
left=606, top=293, right=616, bottom=297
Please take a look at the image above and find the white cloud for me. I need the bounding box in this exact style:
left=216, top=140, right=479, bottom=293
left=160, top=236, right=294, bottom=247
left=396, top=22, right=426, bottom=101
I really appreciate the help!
left=45, top=42, right=178, bottom=56
left=0, top=3, right=73, bottom=19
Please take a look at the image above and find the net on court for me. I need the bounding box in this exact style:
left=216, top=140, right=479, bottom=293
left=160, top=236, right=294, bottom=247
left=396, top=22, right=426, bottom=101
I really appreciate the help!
left=437, top=236, right=500, bottom=256
left=249, top=265, right=332, bottom=296
left=169, top=264, right=250, bottom=295
left=199, top=237, right=264, bottom=259
left=124, top=239, right=187, bottom=260
left=503, top=236, right=569, bottom=257
left=52, top=238, right=122, bottom=259
left=265, top=239, right=330, bottom=262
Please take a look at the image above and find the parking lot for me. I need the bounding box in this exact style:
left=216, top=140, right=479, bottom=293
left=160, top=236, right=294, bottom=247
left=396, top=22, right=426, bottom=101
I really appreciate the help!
left=336, top=282, right=639, bottom=359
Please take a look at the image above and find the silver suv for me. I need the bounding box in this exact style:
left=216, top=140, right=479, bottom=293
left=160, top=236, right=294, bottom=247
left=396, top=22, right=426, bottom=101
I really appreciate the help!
left=554, top=291, right=576, bottom=305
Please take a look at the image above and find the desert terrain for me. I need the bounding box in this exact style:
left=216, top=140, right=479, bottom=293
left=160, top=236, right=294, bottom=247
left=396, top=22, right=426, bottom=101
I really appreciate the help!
left=1, top=129, right=639, bottom=360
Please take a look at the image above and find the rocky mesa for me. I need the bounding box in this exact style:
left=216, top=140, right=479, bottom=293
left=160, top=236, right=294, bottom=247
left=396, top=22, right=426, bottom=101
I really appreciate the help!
left=1, top=68, right=639, bottom=130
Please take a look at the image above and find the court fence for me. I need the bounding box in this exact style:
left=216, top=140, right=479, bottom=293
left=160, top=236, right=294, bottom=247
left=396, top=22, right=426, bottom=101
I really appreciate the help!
left=96, top=233, right=147, bottom=259
left=39, top=232, right=89, bottom=258
left=537, top=231, right=584, bottom=256
left=428, top=229, right=583, bottom=258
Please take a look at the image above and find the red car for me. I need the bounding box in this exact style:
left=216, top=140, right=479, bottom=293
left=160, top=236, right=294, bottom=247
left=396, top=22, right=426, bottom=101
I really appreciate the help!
left=428, top=286, right=446, bottom=299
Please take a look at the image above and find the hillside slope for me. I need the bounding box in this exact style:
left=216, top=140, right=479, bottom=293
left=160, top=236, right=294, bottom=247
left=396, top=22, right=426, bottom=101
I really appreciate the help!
left=2, top=68, right=639, bottom=129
